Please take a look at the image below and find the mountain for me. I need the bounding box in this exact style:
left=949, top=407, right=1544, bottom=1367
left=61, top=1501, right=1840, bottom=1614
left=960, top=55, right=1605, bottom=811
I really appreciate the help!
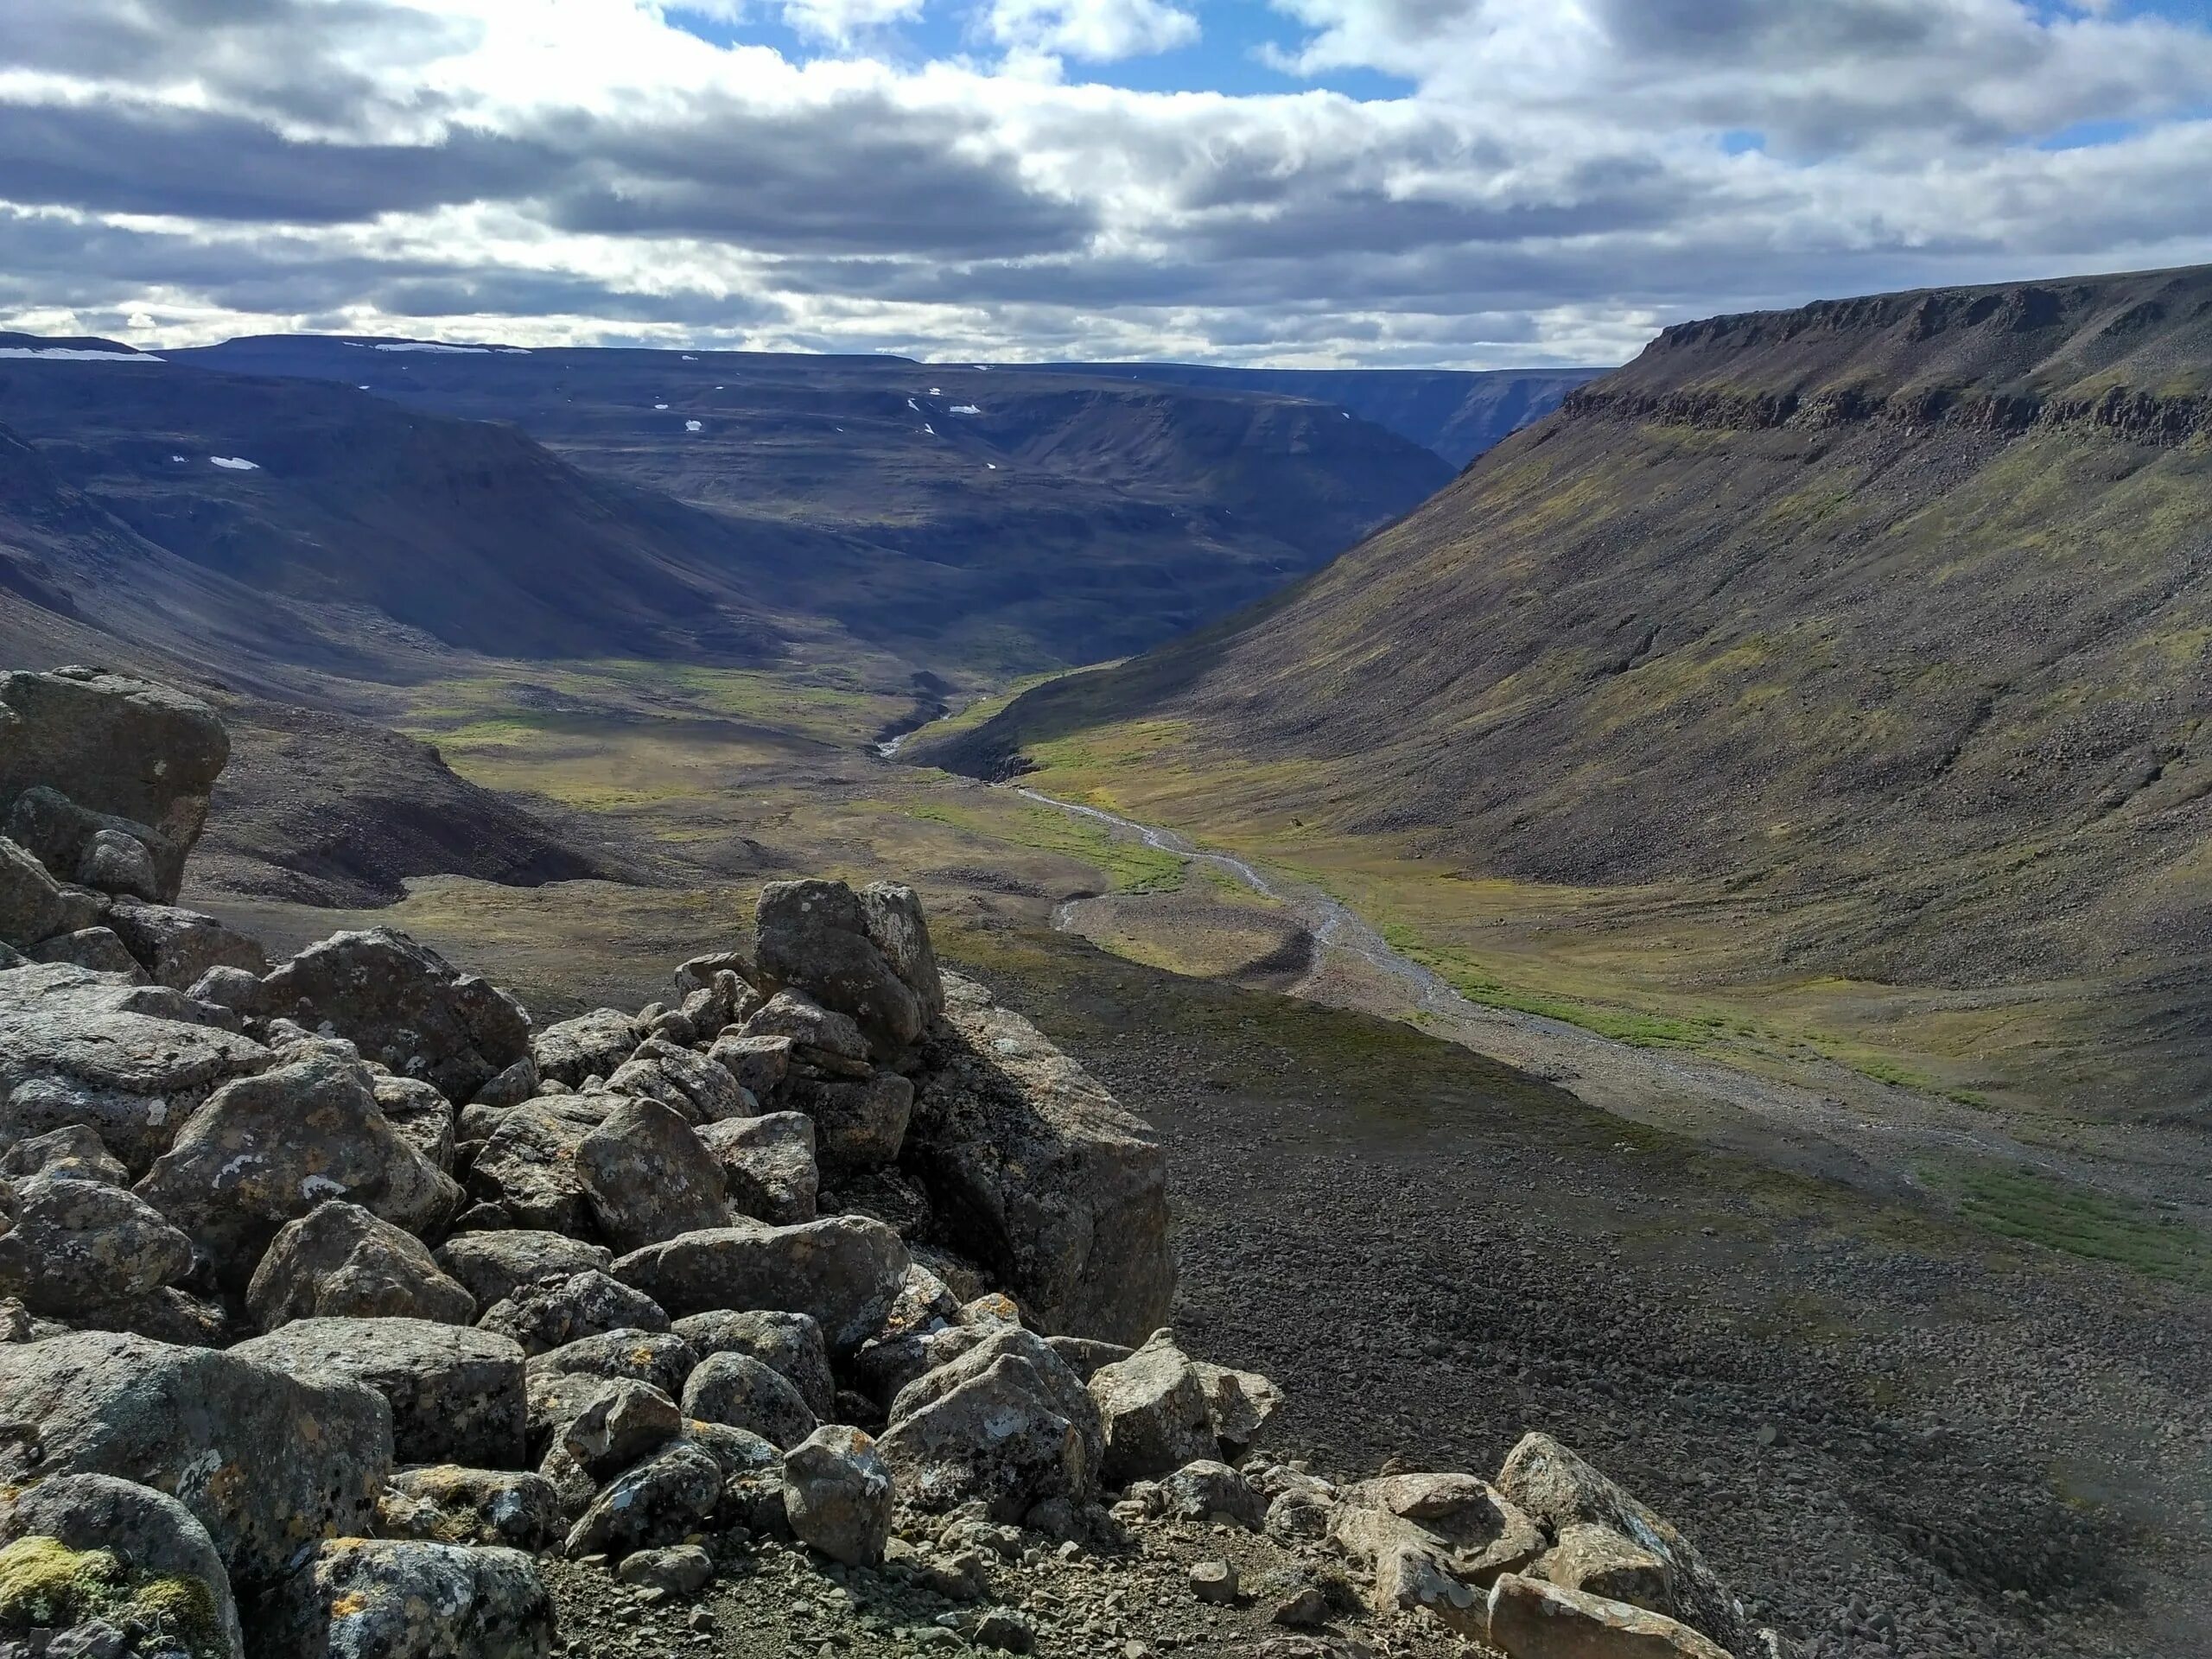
left=1012, top=363, right=1608, bottom=465
left=927, top=263, right=2212, bottom=1111
left=172, top=338, right=1460, bottom=670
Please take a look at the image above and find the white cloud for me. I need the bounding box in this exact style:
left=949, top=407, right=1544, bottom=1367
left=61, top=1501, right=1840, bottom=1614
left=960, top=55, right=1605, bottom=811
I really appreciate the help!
left=985, top=0, right=1199, bottom=61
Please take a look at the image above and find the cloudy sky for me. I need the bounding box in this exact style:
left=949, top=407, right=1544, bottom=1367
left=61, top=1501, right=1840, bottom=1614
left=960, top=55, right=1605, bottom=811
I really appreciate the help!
left=2, top=0, right=2209, bottom=366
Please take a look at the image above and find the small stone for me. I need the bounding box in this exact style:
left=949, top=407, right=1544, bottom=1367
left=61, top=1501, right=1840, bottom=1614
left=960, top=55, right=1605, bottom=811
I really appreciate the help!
left=1190, top=1560, right=1237, bottom=1605
left=618, top=1543, right=715, bottom=1597
left=973, top=1608, right=1036, bottom=1653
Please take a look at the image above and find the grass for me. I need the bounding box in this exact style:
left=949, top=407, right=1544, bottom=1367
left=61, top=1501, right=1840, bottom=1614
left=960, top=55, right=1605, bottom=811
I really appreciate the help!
left=899, top=799, right=1188, bottom=894
left=1935, top=1164, right=2212, bottom=1287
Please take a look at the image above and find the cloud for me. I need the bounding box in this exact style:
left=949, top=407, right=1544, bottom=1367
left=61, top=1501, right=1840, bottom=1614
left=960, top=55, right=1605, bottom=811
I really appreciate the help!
left=0, top=0, right=2207, bottom=365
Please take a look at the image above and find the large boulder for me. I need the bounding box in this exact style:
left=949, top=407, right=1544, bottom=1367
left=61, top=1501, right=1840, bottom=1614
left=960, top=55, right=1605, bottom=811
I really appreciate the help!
left=528, top=1329, right=697, bottom=1399
left=103, top=902, right=267, bottom=992
left=477, top=1269, right=669, bottom=1355
left=26, top=925, right=144, bottom=980
left=1338, top=1472, right=1545, bottom=1588
left=4, top=785, right=185, bottom=906
left=681, top=1351, right=817, bottom=1450
left=1486, top=1573, right=1734, bottom=1659
left=259, top=930, right=531, bottom=1103
left=857, top=882, right=944, bottom=1020
left=1535, top=1522, right=1676, bottom=1614
left=0, top=1172, right=194, bottom=1317
left=378, top=1466, right=564, bottom=1553
left=0, top=963, right=269, bottom=1174
left=528, top=1008, right=639, bottom=1089
left=672, top=1308, right=835, bottom=1417
left=698, top=1111, right=818, bottom=1224
left=783, top=1425, right=893, bottom=1567
left=563, top=1440, right=721, bottom=1560
left=608, top=1038, right=751, bottom=1125
left=880, top=1327, right=1103, bottom=1522
left=575, top=1097, right=731, bottom=1253
left=232, top=1318, right=526, bottom=1467
left=245, top=1201, right=477, bottom=1331
left=754, top=880, right=924, bottom=1058
left=790, top=1071, right=912, bottom=1170
left=434, top=1230, right=611, bottom=1309
left=611, top=1217, right=908, bottom=1353
left=0, top=836, right=103, bottom=951
left=134, top=1052, right=461, bottom=1285
left=0, top=1473, right=244, bottom=1659
left=906, top=972, right=1173, bottom=1344
left=251, top=1538, right=554, bottom=1659
left=0, top=668, right=227, bottom=854
left=462, top=1099, right=603, bottom=1234
left=559, top=1378, right=683, bottom=1482
left=0, top=1332, right=391, bottom=1590
left=0, top=1125, right=128, bottom=1185
left=1497, top=1434, right=1751, bottom=1657
left=1088, top=1331, right=1217, bottom=1486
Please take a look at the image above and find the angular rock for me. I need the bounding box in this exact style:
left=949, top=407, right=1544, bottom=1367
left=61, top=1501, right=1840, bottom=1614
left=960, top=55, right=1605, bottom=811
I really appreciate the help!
left=741, top=990, right=870, bottom=1068
left=1341, top=1473, right=1544, bottom=1589
left=25, top=927, right=143, bottom=981
left=0, top=1125, right=127, bottom=1185
left=1331, top=1503, right=1490, bottom=1637
left=0, top=835, right=103, bottom=951
left=791, top=1071, right=912, bottom=1170
left=613, top=1038, right=750, bottom=1125
left=245, top=1201, right=477, bottom=1331
left=618, top=1541, right=713, bottom=1596
left=755, top=880, right=924, bottom=1057
left=1198, top=1360, right=1285, bottom=1450
left=1536, top=1522, right=1676, bottom=1617
left=1089, top=1332, right=1217, bottom=1486
left=0, top=1473, right=243, bottom=1659
left=907, top=973, right=1173, bottom=1344
left=564, top=1440, right=721, bottom=1560
left=575, top=1097, right=731, bottom=1253
left=0, top=1332, right=391, bottom=1589
left=858, top=882, right=944, bottom=1023
left=186, top=965, right=266, bottom=1020
left=685, top=1421, right=785, bottom=1532
left=681, top=1351, right=817, bottom=1451
left=463, top=1099, right=601, bottom=1234
left=1158, top=1459, right=1267, bottom=1529
left=378, top=1466, right=564, bottom=1553
left=134, top=1052, right=461, bottom=1285
left=529, top=1008, right=639, bottom=1090
left=232, top=1318, right=525, bottom=1468
left=4, top=785, right=184, bottom=906
left=375, top=1075, right=456, bottom=1173
left=561, top=1377, right=683, bottom=1482
left=478, top=1269, right=669, bottom=1355
left=0, top=1173, right=194, bottom=1316
left=471, top=1058, right=540, bottom=1109
left=708, top=1033, right=789, bottom=1100
left=103, top=903, right=266, bottom=992
left=880, top=1327, right=1102, bottom=1522
left=671, top=1308, right=834, bottom=1416
left=78, top=828, right=161, bottom=902
left=1486, top=1573, right=1733, bottom=1659
left=1045, top=1336, right=1132, bottom=1382
left=251, top=1538, right=554, bottom=1659
left=260, top=929, right=531, bottom=1103
left=527, top=1329, right=697, bottom=1399
left=611, top=1217, right=908, bottom=1353
left=0, top=669, right=228, bottom=853
left=435, top=1230, right=612, bottom=1310
left=697, top=1111, right=817, bottom=1225
left=783, top=1424, right=893, bottom=1567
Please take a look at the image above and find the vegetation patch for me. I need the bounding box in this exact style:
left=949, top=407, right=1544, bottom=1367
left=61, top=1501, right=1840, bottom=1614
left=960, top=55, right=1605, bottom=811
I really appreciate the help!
left=1933, top=1164, right=2212, bottom=1287
left=0, top=1537, right=225, bottom=1659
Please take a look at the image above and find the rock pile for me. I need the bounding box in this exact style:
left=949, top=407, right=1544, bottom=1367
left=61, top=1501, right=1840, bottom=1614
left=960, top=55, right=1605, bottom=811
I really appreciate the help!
left=0, top=669, right=1780, bottom=1659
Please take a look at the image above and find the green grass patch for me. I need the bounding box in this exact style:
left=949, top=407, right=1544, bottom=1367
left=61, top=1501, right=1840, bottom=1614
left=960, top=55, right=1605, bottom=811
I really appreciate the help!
left=1935, top=1164, right=2212, bottom=1287
left=1376, top=923, right=1716, bottom=1048
left=902, top=801, right=1187, bottom=894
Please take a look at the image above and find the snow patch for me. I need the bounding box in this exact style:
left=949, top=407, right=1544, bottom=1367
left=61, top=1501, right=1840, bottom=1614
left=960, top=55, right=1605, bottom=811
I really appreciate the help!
left=373, top=341, right=492, bottom=354
left=923, top=423, right=935, bottom=435
left=682, top=354, right=697, bottom=361
left=0, top=347, right=162, bottom=362
left=930, top=386, right=942, bottom=396
left=654, top=403, right=669, bottom=410
left=168, top=454, right=188, bottom=464
left=208, top=456, right=259, bottom=471
left=685, top=419, right=703, bottom=433
left=950, top=404, right=982, bottom=416
left=905, top=397, right=920, bottom=411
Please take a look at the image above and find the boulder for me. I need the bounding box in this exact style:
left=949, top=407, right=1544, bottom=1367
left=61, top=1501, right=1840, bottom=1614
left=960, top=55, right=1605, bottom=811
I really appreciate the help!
left=560, top=1378, right=683, bottom=1482
left=245, top=1201, right=477, bottom=1331
left=685, top=1422, right=785, bottom=1532
left=0, top=836, right=102, bottom=951
left=880, top=1327, right=1102, bottom=1522
left=103, top=903, right=266, bottom=992
left=708, top=1033, right=790, bottom=1100
left=462, top=1100, right=601, bottom=1234
left=697, top=1111, right=818, bottom=1224
left=617, top=1541, right=714, bottom=1597
left=1497, top=1434, right=1751, bottom=1657
left=681, top=1351, right=817, bottom=1450
left=755, top=880, right=924, bottom=1057
left=907, top=973, right=1173, bottom=1344
left=25, top=927, right=144, bottom=981
left=186, top=966, right=266, bottom=1020
left=1089, top=1332, right=1217, bottom=1486
left=1330, top=1503, right=1491, bottom=1637
left=134, top=1052, right=461, bottom=1285
left=470, top=1058, right=540, bottom=1109
left=78, top=828, right=162, bottom=902
left=377, top=1465, right=564, bottom=1553
left=0, top=963, right=270, bottom=1176
left=250, top=1538, right=554, bottom=1659
left=0, top=669, right=227, bottom=853
left=783, top=1425, right=893, bottom=1567
left=857, top=882, right=944, bottom=1022
left=563, top=1440, right=721, bottom=1560
left=1045, top=1336, right=1132, bottom=1382
left=671, top=1308, right=835, bottom=1417
left=259, top=930, right=531, bottom=1103
left=611, top=1038, right=751, bottom=1125
left=477, top=1269, right=669, bottom=1355
left=529, top=1008, right=639, bottom=1089
left=1158, top=1459, right=1267, bottom=1529
left=791, top=1071, right=912, bottom=1170
left=1536, top=1522, right=1676, bottom=1616
left=375, top=1075, right=457, bottom=1173
left=0, top=1173, right=194, bottom=1316
left=3, top=785, right=184, bottom=906
left=232, top=1318, right=526, bottom=1468
left=0, top=1474, right=243, bottom=1659
left=434, top=1230, right=611, bottom=1309
left=575, top=1097, right=732, bottom=1253
left=611, top=1217, right=908, bottom=1353
left=1198, top=1360, right=1285, bottom=1449
left=1485, top=1573, right=1734, bottom=1659
left=1340, top=1473, right=1544, bottom=1588
left=741, top=991, right=870, bottom=1070
left=527, top=1330, right=697, bottom=1399
left=0, top=1125, right=128, bottom=1185
left=0, top=1332, right=391, bottom=1589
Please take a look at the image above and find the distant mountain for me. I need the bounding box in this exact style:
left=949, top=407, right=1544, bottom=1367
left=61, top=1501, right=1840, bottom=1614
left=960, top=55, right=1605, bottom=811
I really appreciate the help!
left=1010, top=363, right=1608, bottom=465
left=929, top=263, right=2212, bottom=1109
left=173, top=338, right=1460, bottom=671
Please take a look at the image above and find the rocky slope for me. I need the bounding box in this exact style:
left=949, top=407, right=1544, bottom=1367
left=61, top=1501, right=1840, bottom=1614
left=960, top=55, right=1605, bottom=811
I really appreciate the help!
left=924, top=262, right=2212, bottom=1116
left=0, top=666, right=1772, bottom=1659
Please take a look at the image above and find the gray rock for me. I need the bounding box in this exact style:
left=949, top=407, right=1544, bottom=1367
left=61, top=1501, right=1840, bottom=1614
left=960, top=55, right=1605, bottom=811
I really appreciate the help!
left=755, top=880, right=924, bottom=1058
left=0, top=1331, right=391, bottom=1589
left=232, top=1318, right=526, bottom=1467
left=681, top=1352, right=817, bottom=1450
left=0, top=835, right=104, bottom=952
left=527, top=1329, right=696, bottom=1399
left=245, top=1201, right=477, bottom=1331
left=880, top=1327, right=1102, bottom=1522
left=250, top=1538, right=554, bottom=1659
left=1485, top=1573, right=1733, bottom=1659
left=611, top=1216, right=909, bottom=1353
left=1198, top=1360, right=1284, bottom=1450
left=0, top=1472, right=243, bottom=1659
left=529, top=1008, right=639, bottom=1089
left=378, top=1465, right=565, bottom=1553
left=434, top=1230, right=612, bottom=1309
left=75, top=829, right=161, bottom=903
left=783, top=1424, right=893, bottom=1567
left=616, top=1541, right=713, bottom=1596
left=470, top=1058, right=540, bottom=1109
left=707, top=1033, right=790, bottom=1100
left=791, top=1071, right=912, bottom=1170
left=184, top=965, right=266, bottom=1019
left=974, top=1607, right=1037, bottom=1652
left=563, top=1440, right=721, bottom=1560
left=1190, top=1560, right=1239, bottom=1606
left=462, top=1099, right=601, bottom=1233
left=561, top=1377, right=684, bottom=1482
left=103, top=903, right=266, bottom=992
left=259, top=930, right=531, bottom=1103
left=671, top=1308, right=834, bottom=1416
left=134, top=1052, right=461, bottom=1286
left=1044, top=1336, right=1132, bottom=1382
left=375, top=1075, right=457, bottom=1173
left=741, top=990, right=870, bottom=1067
left=0, top=669, right=226, bottom=855
left=4, top=785, right=184, bottom=906
left=1159, top=1459, right=1267, bottom=1529
left=25, top=928, right=144, bottom=982
left=477, top=1269, right=669, bottom=1355
left=697, top=1111, right=817, bottom=1224
left=0, top=1173, right=193, bottom=1315
left=0, top=1125, right=127, bottom=1185
left=857, top=882, right=944, bottom=1023
left=908, top=973, right=1173, bottom=1344
left=1089, top=1332, right=1217, bottom=1486
left=1533, top=1522, right=1676, bottom=1617
left=619, top=1038, right=750, bottom=1124
left=575, top=1097, right=731, bottom=1253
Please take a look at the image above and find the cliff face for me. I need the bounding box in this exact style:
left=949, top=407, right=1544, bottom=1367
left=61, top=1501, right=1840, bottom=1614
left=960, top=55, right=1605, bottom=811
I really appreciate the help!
left=932, top=263, right=2212, bottom=1111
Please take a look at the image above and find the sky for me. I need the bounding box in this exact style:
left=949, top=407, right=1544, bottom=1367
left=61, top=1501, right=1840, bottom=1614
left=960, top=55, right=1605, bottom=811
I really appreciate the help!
left=0, top=0, right=2209, bottom=367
